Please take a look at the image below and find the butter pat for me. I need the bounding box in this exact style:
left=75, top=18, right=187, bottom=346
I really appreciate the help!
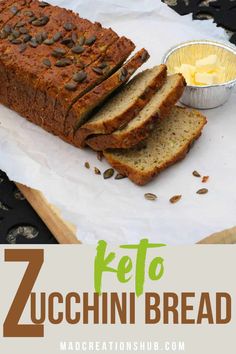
left=174, top=54, right=225, bottom=86
left=174, top=64, right=195, bottom=85
left=195, top=54, right=218, bottom=73
left=195, top=72, right=219, bottom=85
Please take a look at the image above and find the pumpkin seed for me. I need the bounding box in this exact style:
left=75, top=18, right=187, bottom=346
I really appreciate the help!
left=115, top=173, right=126, bottom=180
left=71, top=45, right=84, bottom=54
left=192, top=170, right=201, bottom=177
left=24, top=10, right=34, bottom=17
left=119, top=68, right=128, bottom=82
left=202, top=176, right=209, bottom=183
left=23, top=34, right=32, bottom=43
left=19, top=27, right=28, bottom=34
left=12, top=30, right=20, bottom=38
left=119, top=72, right=127, bottom=82
left=73, top=71, right=87, bottom=83
left=60, top=37, right=72, bottom=46
left=144, top=193, right=157, bottom=201
left=85, top=35, right=96, bottom=45
left=169, top=195, right=182, bottom=204
left=97, top=151, right=103, bottom=161
left=53, top=32, right=62, bottom=42
left=43, top=38, right=54, bottom=45
left=39, top=1, right=50, bottom=7
left=4, top=25, right=12, bottom=34
left=55, top=58, right=72, bottom=67
left=92, top=67, right=103, bottom=75
left=16, top=21, right=26, bottom=28
left=65, top=82, right=78, bottom=91
left=94, top=167, right=101, bottom=175
left=29, top=39, right=38, bottom=48
left=71, top=32, right=78, bottom=44
left=10, top=6, right=19, bottom=15
left=84, top=162, right=90, bottom=169
left=32, top=16, right=49, bottom=27
left=19, top=43, right=27, bottom=53
left=35, top=33, right=44, bottom=44
left=52, top=48, right=66, bottom=58
left=98, top=62, right=107, bottom=69
left=41, top=16, right=50, bottom=26
left=197, top=188, right=208, bottom=195
left=43, top=58, right=51, bottom=68
left=141, top=50, right=149, bottom=62
left=11, top=39, right=22, bottom=45
left=78, top=35, right=85, bottom=46
left=28, top=16, right=37, bottom=24
left=103, top=168, right=114, bottom=179
left=64, top=22, right=75, bottom=31
left=121, top=67, right=128, bottom=77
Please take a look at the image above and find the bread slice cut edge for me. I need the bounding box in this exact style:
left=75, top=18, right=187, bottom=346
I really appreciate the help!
left=73, top=61, right=168, bottom=147
left=86, top=73, right=186, bottom=151
left=104, top=106, right=207, bottom=185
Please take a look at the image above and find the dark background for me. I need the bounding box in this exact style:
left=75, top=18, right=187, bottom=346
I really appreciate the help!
left=0, top=0, right=235, bottom=244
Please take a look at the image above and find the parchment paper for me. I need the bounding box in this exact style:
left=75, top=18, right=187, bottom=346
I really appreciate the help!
left=0, top=0, right=235, bottom=244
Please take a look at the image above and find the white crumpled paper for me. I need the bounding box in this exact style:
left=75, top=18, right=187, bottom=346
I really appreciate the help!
left=0, top=0, right=235, bottom=244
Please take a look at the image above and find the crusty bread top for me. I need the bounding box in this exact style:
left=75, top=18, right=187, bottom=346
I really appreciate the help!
left=104, top=106, right=207, bottom=185
left=0, top=0, right=134, bottom=99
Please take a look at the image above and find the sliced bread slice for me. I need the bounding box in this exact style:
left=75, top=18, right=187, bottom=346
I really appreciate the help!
left=63, top=49, right=150, bottom=144
left=104, top=106, right=207, bottom=185
left=71, top=62, right=167, bottom=147
left=87, top=74, right=186, bottom=151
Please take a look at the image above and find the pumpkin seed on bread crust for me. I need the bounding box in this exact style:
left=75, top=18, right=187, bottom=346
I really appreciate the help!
left=64, top=49, right=150, bottom=143
left=41, top=36, right=135, bottom=135
left=71, top=49, right=158, bottom=147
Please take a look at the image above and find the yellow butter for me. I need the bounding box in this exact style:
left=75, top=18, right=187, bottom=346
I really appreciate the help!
left=195, top=72, right=219, bottom=85
left=175, top=64, right=195, bottom=85
left=195, top=54, right=218, bottom=73
left=174, top=54, right=225, bottom=86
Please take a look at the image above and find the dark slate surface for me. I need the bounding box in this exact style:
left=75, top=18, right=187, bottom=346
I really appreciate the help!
left=162, top=0, right=236, bottom=45
left=0, top=170, right=58, bottom=244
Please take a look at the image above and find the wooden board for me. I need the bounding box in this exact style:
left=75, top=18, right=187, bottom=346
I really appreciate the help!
left=17, top=183, right=236, bottom=245
left=16, top=183, right=80, bottom=244
left=198, top=226, right=236, bottom=244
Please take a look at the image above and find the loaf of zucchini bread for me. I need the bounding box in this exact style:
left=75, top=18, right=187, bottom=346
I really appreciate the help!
left=0, top=1, right=207, bottom=186
left=0, top=0, right=139, bottom=138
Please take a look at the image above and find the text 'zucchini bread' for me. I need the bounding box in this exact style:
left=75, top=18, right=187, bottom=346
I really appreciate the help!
left=0, top=0, right=139, bottom=140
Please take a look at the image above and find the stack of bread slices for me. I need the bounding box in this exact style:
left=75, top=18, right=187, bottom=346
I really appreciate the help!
left=74, top=60, right=207, bottom=185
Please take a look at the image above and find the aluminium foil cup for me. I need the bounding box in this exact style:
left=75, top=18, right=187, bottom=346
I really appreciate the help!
left=162, top=40, right=236, bottom=109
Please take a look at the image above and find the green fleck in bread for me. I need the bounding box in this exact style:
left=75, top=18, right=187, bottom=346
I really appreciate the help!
left=104, top=106, right=207, bottom=185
